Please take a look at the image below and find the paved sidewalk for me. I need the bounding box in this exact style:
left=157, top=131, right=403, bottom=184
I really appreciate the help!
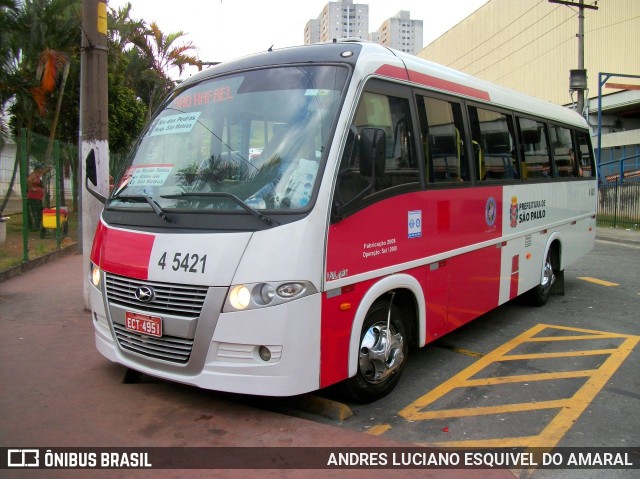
left=596, top=226, right=640, bottom=246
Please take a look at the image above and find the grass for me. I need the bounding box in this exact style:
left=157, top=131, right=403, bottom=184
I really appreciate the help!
left=0, top=209, right=78, bottom=272
left=596, top=215, right=640, bottom=230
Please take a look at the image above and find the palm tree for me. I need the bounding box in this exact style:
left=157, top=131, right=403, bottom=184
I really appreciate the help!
left=134, top=21, right=198, bottom=116
left=0, top=0, right=80, bottom=214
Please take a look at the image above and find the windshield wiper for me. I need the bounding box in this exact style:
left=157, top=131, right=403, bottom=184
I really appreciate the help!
left=161, top=192, right=279, bottom=226
left=109, top=194, right=173, bottom=223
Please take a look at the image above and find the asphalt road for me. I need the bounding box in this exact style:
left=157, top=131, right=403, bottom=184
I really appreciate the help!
left=295, top=238, right=640, bottom=478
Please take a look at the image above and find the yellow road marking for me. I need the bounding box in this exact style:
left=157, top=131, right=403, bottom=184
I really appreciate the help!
left=299, top=395, right=353, bottom=421
left=577, top=276, right=620, bottom=287
left=463, top=369, right=596, bottom=386
left=502, top=349, right=618, bottom=360
left=384, top=323, right=640, bottom=448
left=366, top=423, right=392, bottom=436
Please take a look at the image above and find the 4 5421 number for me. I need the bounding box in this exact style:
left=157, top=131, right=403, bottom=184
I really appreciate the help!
left=157, top=252, right=207, bottom=274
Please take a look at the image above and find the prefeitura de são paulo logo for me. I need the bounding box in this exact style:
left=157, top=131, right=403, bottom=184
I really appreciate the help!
left=510, top=196, right=519, bottom=228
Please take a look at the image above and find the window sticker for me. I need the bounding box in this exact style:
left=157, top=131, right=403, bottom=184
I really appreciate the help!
left=127, top=165, right=174, bottom=187
left=150, top=112, right=201, bottom=137
left=408, top=210, right=422, bottom=238
left=304, top=89, right=331, bottom=96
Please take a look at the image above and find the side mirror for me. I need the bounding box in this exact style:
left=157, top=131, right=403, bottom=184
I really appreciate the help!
left=85, top=149, right=107, bottom=204
left=86, top=149, right=97, bottom=186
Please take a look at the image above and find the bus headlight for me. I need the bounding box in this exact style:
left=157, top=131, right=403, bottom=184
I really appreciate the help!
left=224, top=281, right=316, bottom=312
left=229, top=285, right=251, bottom=310
left=90, top=263, right=102, bottom=289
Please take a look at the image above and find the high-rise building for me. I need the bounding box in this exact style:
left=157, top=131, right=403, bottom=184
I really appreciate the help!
left=370, top=10, right=423, bottom=55
left=305, top=2, right=423, bottom=55
left=305, top=1, right=369, bottom=45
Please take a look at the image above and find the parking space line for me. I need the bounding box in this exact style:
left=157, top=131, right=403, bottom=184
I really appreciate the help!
left=577, top=276, right=620, bottom=287
left=385, top=323, right=640, bottom=448
left=464, top=369, right=596, bottom=386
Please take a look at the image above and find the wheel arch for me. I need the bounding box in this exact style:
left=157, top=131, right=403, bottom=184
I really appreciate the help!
left=543, top=232, right=563, bottom=277
left=347, top=274, right=425, bottom=378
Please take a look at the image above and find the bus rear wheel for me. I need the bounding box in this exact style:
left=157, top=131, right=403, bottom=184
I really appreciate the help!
left=342, top=300, right=408, bottom=403
left=527, top=246, right=557, bottom=306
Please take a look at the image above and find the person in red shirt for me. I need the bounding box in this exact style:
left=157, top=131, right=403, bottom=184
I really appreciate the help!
left=27, top=169, right=46, bottom=231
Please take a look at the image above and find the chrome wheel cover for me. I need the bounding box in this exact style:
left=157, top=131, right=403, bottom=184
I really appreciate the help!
left=540, top=253, right=556, bottom=295
left=358, top=321, right=405, bottom=385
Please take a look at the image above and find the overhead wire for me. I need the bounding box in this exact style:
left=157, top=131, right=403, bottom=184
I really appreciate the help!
left=470, top=13, right=576, bottom=77
left=491, top=15, right=640, bottom=83
left=444, top=0, right=546, bottom=68
left=456, top=3, right=569, bottom=72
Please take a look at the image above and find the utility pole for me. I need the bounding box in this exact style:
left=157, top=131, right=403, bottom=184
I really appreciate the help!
left=80, top=0, right=109, bottom=308
left=549, top=0, right=598, bottom=116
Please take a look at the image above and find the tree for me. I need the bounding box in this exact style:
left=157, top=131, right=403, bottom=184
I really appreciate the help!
left=0, top=0, right=80, bottom=213
left=133, top=21, right=198, bottom=116
left=0, top=0, right=202, bottom=213
left=0, top=0, right=19, bottom=145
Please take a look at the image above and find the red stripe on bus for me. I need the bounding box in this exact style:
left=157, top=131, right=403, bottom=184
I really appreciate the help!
left=91, top=223, right=155, bottom=280
left=510, top=254, right=519, bottom=300
left=374, top=64, right=491, bottom=101
left=408, top=70, right=491, bottom=101
left=374, top=64, right=410, bottom=81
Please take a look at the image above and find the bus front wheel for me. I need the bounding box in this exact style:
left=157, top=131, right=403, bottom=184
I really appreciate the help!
left=342, top=300, right=409, bottom=403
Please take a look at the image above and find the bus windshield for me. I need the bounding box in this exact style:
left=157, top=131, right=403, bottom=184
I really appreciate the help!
left=110, top=65, right=348, bottom=213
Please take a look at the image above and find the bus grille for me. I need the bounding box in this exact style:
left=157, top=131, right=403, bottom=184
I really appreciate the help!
left=112, top=323, right=193, bottom=363
left=105, top=273, right=208, bottom=318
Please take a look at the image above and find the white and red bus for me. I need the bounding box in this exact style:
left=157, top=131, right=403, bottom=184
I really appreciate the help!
left=86, top=41, right=597, bottom=402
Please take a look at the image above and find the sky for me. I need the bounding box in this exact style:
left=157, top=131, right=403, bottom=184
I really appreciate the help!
left=108, top=0, right=490, bottom=78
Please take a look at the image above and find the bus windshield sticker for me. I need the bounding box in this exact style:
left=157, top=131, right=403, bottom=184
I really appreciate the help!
left=150, top=112, right=201, bottom=137
left=408, top=210, right=422, bottom=238
left=127, top=164, right=173, bottom=187
left=305, top=89, right=331, bottom=96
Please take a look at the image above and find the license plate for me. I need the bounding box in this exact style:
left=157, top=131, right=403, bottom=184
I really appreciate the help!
left=125, top=312, right=162, bottom=338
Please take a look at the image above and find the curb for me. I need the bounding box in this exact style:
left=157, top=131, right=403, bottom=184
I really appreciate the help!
left=0, top=242, right=79, bottom=283
left=596, top=231, right=640, bottom=247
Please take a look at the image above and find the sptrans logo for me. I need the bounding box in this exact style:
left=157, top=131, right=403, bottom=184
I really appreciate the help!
left=510, top=196, right=518, bottom=228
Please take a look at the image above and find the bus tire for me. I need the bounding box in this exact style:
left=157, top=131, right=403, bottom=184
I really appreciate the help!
left=342, top=300, right=408, bottom=403
left=527, top=245, right=557, bottom=307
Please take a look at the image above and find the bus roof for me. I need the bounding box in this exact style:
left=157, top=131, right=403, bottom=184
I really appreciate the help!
left=179, top=41, right=587, bottom=129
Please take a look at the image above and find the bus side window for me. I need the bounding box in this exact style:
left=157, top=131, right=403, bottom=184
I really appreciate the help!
left=418, top=96, right=468, bottom=183
left=575, top=130, right=595, bottom=177
left=517, top=117, right=552, bottom=179
left=468, top=106, right=518, bottom=181
left=550, top=125, right=578, bottom=177
left=335, top=91, right=418, bottom=207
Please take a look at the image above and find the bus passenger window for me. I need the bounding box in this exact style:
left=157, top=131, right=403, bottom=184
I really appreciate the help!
left=418, top=96, right=468, bottom=183
left=575, top=130, right=595, bottom=177
left=468, top=106, right=518, bottom=181
left=550, top=125, right=577, bottom=177
left=517, top=118, right=552, bottom=179
left=336, top=91, right=418, bottom=206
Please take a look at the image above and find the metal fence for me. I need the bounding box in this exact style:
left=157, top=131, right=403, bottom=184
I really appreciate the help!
left=0, top=129, right=78, bottom=271
left=598, top=180, right=640, bottom=229
left=596, top=151, right=640, bottom=229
